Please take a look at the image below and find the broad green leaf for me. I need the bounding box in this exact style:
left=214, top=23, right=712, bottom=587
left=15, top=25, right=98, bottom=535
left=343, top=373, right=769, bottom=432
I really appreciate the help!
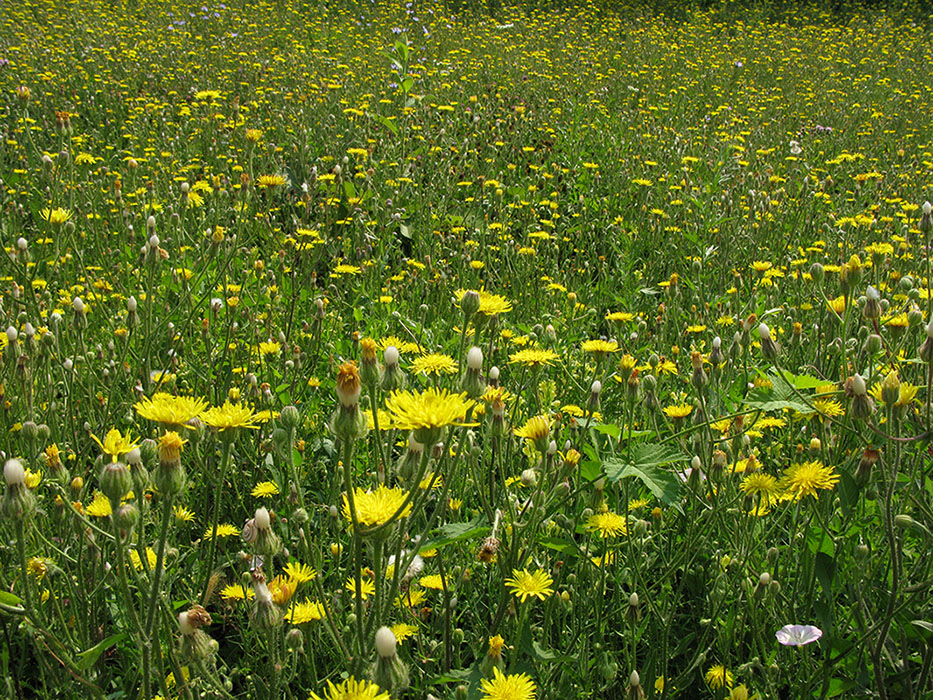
left=603, top=444, right=685, bottom=505
left=77, top=633, right=125, bottom=670
left=419, top=518, right=488, bottom=552
left=0, top=591, right=22, bottom=606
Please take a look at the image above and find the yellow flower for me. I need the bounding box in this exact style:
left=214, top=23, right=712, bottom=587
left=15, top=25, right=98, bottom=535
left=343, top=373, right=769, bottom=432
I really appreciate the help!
left=508, top=348, right=559, bottom=368
left=827, top=295, right=846, bottom=315
left=581, top=339, right=618, bottom=356
left=309, top=677, right=390, bottom=700
left=705, top=664, right=734, bottom=690
left=662, top=403, right=693, bottom=419
left=778, top=460, right=840, bottom=500
left=343, top=485, right=412, bottom=529
left=135, top=393, right=209, bottom=427
left=419, top=574, right=446, bottom=590
left=505, top=568, right=554, bottom=603
left=157, top=431, right=187, bottom=462
left=345, top=576, right=376, bottom=600
left=91, top=428, right=140, bottom=463
left=384, top=387, right=477, bottom=443
left=257, top=174, right=286, bottom=188
left=200, top=401, right=262, bottom=432
left=411, top=353, right=458, bottom=376
left=220, top=584, right=254, bottom=602
left=480, top=666, right=536, bottom=700
left=286, top=599, right=325, bottom=624
left=173, top=505, right=195, bottom=523
left=391, top=623, right=418, bottom=642
left=251, top=481, right=279, bottom=498
left=203, top=523, right=239, bottom=539
left=457, top=288, right=513, bottom=316
left=514, top=415, right=550, bottom=441
left=130, top=548, right=159, bottom=571
left=606, top=311, right=635, bottom=323
left=41, top=207, right=72, bottom=225
left=585, top=511, right=628, bottom=537
left=86, top=491, right=113, bottom=517
left=283, top=562, right=317, bottom=583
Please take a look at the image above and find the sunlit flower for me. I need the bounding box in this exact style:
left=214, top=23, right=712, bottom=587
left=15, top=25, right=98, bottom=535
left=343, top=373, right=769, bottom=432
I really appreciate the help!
left=91, top=428, right=140, bottom=463
left=704, top=664, right=734, bottom=690
left=585, top=511, right=628, bottom=537
left=480, top=666, right=536, bottom=700
left=508, top=348, right=559, bottom=368
left=343, top=484, right=412, bottom=529
left=505, top=568, right=554, bottom=603
left=200, top=401, right=261, bottom=432
left=778, top=461, right=839, bottom=500
left=309, top=677, right=390, bottom=700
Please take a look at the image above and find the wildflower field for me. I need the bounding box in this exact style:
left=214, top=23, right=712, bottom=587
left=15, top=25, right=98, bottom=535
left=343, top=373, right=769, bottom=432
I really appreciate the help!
left=2, top=0, right=933, bottom=697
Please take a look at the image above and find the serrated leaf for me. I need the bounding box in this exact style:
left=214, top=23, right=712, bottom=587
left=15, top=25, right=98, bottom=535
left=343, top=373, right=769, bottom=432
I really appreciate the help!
left=603, top=444, right=685, bottom=505
left=419, top=518, right=488, bottom=552
left=76, top=633, right=125, bottom=670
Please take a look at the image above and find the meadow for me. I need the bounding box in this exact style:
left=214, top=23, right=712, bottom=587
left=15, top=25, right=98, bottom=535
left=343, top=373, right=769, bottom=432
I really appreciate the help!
left=1, top=0, right=932, bottom=697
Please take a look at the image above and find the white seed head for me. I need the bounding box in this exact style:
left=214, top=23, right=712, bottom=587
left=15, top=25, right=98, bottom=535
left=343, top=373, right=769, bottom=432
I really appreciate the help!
left=6, top=326, right=17, bottom=343
left=149, top=234, right=160, bottom=249
left=384, top=345, right=399, bottom=367
left=758, top=323, right=771, bottom=341
left=924, top=201, right=932, bottom=215
left=866, top=285, right=880, bottom=301
left=375, top=626, right=397, bottom=658
left=629, top=592, right=639, bottom=607
left=23, top=323, right=34, bottom=337
left=254, top=506, right=271, bottom=530
left=147, top=215, right=156, bottom=232
left=852, top=373, right=866, bottom=395
left=3, top=458, right=25, bottom=486
left=467, top=346, right=483, bottom=370
left=547, top=440, right=557, bottom=456
left=72, top=296, right=85, bottom=314
left=591, top=380, right=602, bottom=395
left=926, top=318, right=933, bottom=339
left=629, top=671, right=641, bottom=687
left=691, top=455, right=702, bottom=470
left=16, top=237, right=27, bottom=251
left=489, top=366, right=499, bottom=381
left=759, top=572, right=771, bottom=586
left=712, top=336, right=721, bottom=349
left=178, top=611, right=195, bottom=635
left=127, top=296, right=137, bottom=312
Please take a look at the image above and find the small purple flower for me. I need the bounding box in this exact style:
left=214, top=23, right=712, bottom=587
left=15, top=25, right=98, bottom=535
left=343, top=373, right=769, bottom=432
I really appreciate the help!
left=776, top=624, right=822, bottom=646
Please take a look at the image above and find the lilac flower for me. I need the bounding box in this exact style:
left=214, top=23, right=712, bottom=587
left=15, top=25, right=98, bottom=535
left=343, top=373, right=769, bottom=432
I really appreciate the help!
left=776, top=624, right=822, bottom=646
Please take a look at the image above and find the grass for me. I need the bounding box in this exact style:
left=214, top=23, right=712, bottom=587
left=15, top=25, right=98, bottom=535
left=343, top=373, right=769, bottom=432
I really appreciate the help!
left=1, top=0, right=932, bottom=698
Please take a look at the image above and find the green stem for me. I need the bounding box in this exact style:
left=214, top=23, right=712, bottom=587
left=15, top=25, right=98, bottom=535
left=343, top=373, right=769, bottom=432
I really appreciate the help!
left=202, top=439, right=234, bottom=601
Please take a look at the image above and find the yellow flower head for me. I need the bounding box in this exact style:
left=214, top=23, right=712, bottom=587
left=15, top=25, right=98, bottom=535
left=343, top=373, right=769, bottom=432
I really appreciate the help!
left=135, top=393, right=208, bottom=428
left=157, top=431, right=187, bottom=462
left=343, top=484, right=413, bottom=529
left=778, top=460, right=840, bottom=501
left=505, top=568, right=554, bottom=603
left=309, top=677, right=390, bottom=700
left=508, top=348, right=560, bottom=368
left=384, top=387, right=476, bottom=444
left=200, top=401, right=261, bottom=432
left=480, top=666, right=536, bottom=700
left=91, top=428, right=140, bottom=463
left=705, top=664, right=735, bottom=690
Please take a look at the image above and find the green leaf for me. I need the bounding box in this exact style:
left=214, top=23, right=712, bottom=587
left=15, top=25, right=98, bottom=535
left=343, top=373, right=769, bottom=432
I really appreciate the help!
left=814, top=551, right=836, bottom=594
left=745, top=372, right=810, bottom=413
left=76, top=633, right=125, bottom=670
left=0, top=591, right=22, bottom=607
left=419, top=518, right=489, bottom=552
left=538, top=536, right=575, bottom=553
left=592, top=423, right=621, bottom=439
left=603, top=444, right=685, bottom=505
left=370, top=113, right=398, bottom=136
